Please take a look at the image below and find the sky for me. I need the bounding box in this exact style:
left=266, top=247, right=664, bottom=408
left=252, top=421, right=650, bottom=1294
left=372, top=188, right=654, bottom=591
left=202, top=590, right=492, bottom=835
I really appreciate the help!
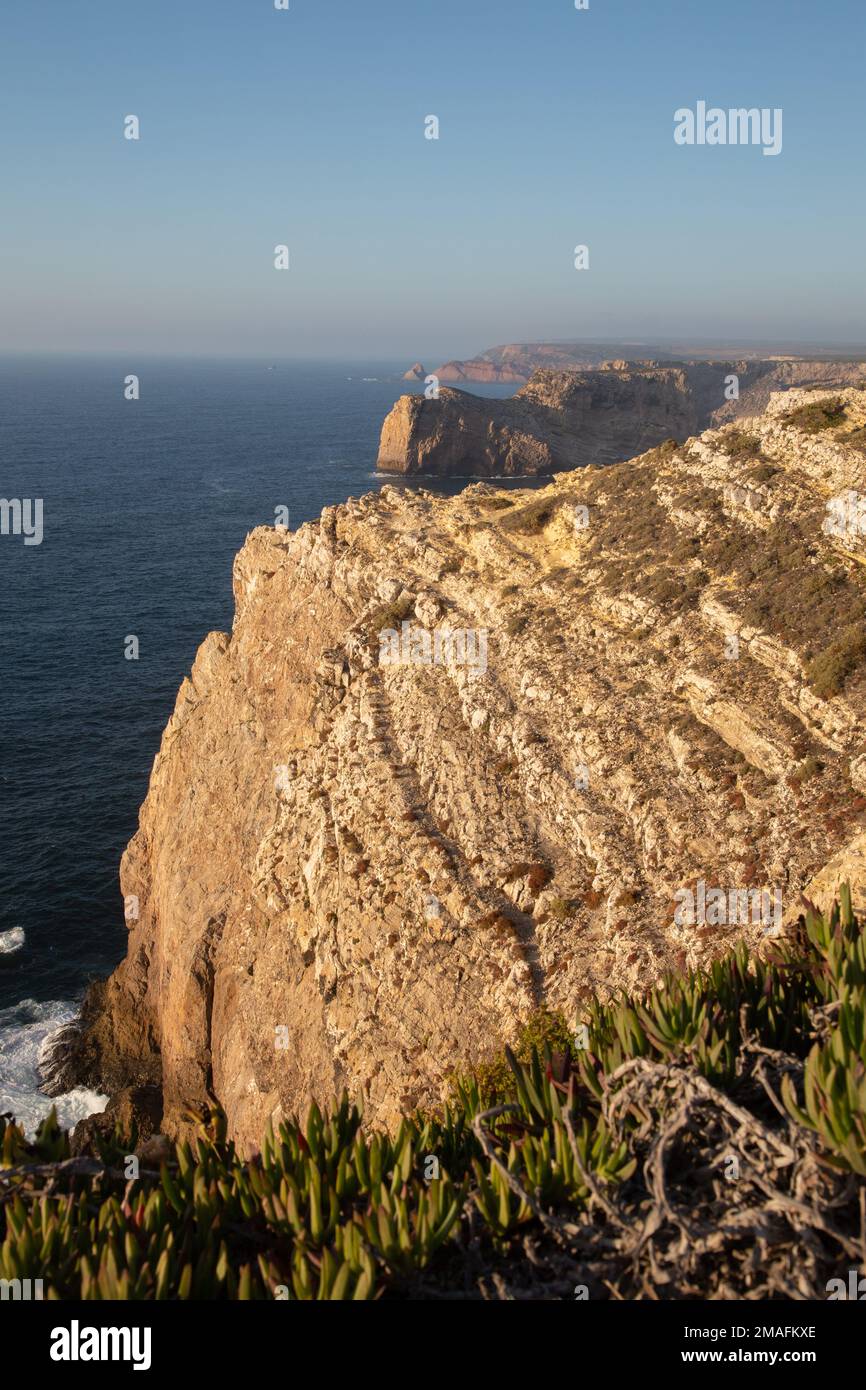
left=1, top=0, right=864, bottom=361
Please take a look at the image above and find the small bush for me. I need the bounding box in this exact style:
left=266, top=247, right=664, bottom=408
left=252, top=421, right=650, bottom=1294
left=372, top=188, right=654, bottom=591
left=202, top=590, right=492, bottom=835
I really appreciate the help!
left=721, top=430, right=762, bottom=461
left=746, top=462, right=779, bottom=484
left=478, top=495, right=516, bottom=511
left=499, top=497, right=558, bottom=534
left=369, top=594, right=412, bottom=637
left=545, top=895, right=574, bottom=922
left=644, top=438, right=679, bottom=462
left=527, top=863, right=553, bottom=894
left=784, top=399, right=848, bottom=433
left=790, top=755, right=823, bottom=784
left=804, top=622, right=866, bottom=699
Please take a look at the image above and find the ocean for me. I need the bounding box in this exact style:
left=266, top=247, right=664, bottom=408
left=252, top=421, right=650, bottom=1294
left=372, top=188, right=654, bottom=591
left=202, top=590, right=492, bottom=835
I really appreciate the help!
left=0, top=356, right=517, bottom=1131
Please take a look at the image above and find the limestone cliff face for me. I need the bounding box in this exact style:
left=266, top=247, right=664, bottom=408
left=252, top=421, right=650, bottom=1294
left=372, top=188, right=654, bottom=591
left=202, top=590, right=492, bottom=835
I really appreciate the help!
left=379, top=361, right=866, bottom=477
left=83, top=388, right=866, bottom=1152
left=378, top=367, right=704, bottom=477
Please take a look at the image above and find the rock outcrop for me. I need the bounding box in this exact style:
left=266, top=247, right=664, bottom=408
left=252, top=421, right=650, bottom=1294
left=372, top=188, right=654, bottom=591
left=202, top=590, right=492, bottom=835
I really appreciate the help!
left=75, top=389, right=866, bottom=1152
left=378, top=360, right=866, bottom=477
left=403, top=363, right=426, bottom=382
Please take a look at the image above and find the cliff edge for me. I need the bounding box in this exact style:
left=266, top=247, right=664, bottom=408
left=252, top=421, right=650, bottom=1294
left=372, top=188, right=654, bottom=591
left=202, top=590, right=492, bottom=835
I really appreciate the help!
left=74, top=388, right=866, bottom=1150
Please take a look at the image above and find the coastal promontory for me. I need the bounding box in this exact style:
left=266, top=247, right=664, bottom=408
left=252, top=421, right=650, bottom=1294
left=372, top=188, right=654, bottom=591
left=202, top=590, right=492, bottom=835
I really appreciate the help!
left=69, top=388, right=866, bottom=1149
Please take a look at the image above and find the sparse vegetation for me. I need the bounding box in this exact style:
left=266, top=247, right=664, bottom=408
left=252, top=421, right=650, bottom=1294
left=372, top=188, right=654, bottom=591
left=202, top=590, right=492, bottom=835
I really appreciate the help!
left=367, top=594, right=412, bottom=638
left=477, top=495, right=516, bottom=511
left=504, top=861, right=553, bottom=893
left=745, top=461, right=779, bottom=485
left=527, top=862, right=552, bottom=893
left=784, top=398, right=848, bottom=433
left=567, top=419, right=866, bottom=697
left=644, top=438, right=679, bottom=463
left=499, top=496, right=560, bottom=534
left=701, top=526, right=866, bottom=697
left=721, top=429, right=762, bottom=461
left=789, top=755, right=824, bottom=786
left=804, top=622, right=866, bottom=700
left=4, top=892, right=865, bottom=1299
left=544, top=895, right=575, bottom=922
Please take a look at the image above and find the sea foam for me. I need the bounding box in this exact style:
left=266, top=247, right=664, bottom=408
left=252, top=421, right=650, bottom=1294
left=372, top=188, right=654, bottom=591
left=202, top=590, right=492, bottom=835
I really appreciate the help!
left=0, top=998, right=107, bottom=1138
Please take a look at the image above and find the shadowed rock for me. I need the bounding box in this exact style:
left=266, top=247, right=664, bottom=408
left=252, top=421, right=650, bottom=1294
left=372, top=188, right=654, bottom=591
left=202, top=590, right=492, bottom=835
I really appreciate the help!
left=379, top=360, right=866, bottom=477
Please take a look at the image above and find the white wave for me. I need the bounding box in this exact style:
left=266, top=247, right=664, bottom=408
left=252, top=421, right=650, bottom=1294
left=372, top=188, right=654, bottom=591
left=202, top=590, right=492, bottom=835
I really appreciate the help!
left=0, top=998, right=107, bottom=1138
left=0, top=927, right=25, bottom=955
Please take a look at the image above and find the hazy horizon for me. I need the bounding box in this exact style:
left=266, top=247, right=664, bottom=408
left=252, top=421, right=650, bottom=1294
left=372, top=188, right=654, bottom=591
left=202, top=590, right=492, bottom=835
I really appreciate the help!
left=2, top=0, right=864, bottom=358
left=4, top=335, right=866, bottom=369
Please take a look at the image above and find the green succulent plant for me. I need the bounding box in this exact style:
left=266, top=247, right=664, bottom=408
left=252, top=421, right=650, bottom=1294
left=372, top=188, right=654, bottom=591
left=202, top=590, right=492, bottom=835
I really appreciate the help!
left=2, top=889, right=865, bottom=1297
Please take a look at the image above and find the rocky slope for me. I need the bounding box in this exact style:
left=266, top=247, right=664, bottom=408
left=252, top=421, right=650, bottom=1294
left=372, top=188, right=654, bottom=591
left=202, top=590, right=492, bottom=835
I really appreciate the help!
left=71, top=388, right=866, bottom=1152
left=380, top=360, right=866, bottom=477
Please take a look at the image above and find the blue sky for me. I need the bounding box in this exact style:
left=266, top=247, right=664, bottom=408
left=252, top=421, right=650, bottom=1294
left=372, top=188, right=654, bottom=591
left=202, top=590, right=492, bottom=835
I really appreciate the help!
left=1, top=0, right=863, bottom=360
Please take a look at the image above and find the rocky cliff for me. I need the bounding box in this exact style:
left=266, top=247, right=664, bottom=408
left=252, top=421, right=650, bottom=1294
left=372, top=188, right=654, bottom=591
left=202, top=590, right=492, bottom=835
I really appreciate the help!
left=426, top=340, right=866, bottom=385
left=380, top=360, right=866, bottom=477
left=434, top=358, right=532, bottom=384
left=379, top=366, right=704, bottom=477
left=73, top=388, right=866, bottom=1152
left=432, top=342, right=677, bottom=383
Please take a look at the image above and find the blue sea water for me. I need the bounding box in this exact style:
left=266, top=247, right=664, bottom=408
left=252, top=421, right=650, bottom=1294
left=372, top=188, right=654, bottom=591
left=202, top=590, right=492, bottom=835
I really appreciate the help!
left=0, top=356, right=517, bottom=1129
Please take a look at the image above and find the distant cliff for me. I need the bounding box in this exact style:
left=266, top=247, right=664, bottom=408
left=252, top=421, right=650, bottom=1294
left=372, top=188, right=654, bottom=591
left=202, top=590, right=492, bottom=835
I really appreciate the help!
left=420, top=340, right=866, bottom=386
left=379, top=360, right=866, bottom=477
left=378, top=367, right=701, bottom=477
left=431, top=342, right=671, bottom=383
left=435, top=359, right=529, bottom=384
left=67, top=388, right=866, bottom=1149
